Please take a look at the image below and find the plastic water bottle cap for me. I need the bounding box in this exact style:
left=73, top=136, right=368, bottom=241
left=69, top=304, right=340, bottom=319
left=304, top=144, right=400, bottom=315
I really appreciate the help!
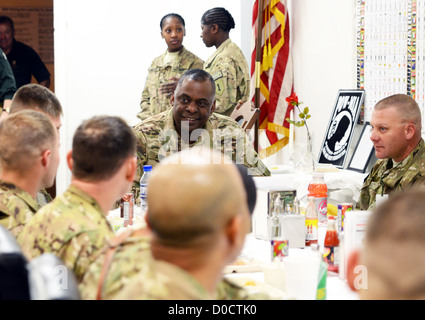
left=143, top=165, right=152, bottom=171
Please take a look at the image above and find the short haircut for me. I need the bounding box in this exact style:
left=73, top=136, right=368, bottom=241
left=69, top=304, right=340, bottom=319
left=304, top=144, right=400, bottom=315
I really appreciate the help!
left=71, top=116, right=136, bottom=181
left=177, top=69, right=216, bottom=96
left=364, top=189, right=425, bottom=298
left=201, top=7, right=235, bottom=32
left=147, top=148, right=248, bottom=246
left=0, top=110, right=56, bottom=171
left=160, top=13, right=185, bottom=30
left=374, top=94, right=422, bottom=132
left=10, top=84, right=63, bottom=118
left=0, top=16, right=14, bottom=33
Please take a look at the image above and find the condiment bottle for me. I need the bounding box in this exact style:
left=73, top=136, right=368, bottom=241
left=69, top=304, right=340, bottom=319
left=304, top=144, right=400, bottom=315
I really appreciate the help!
left=268, top=195, right=284, bottom=239
left=305, top=196, right=319, bottom=246
left=323, top=216, right=339, bottom=272
left=308, top=173, right=328, bottom=225
left=280, top=198, right=305, bottom=248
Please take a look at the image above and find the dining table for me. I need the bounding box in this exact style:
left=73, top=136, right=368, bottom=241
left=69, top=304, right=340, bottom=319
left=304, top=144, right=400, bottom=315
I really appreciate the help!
left=222, top=165, right=368, bottom=300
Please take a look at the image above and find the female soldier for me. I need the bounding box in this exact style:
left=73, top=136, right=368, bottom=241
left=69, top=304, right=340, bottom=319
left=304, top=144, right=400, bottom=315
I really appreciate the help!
left=138, top=13, right=203, bottom=121
left=201, top=7, right=250, bottom=117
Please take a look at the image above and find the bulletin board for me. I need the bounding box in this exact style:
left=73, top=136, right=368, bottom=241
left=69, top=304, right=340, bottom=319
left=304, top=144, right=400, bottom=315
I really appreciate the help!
left=356, top=0, right=425, bottom=131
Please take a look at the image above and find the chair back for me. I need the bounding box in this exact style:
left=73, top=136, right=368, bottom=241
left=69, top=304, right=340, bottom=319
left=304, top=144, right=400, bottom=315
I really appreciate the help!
left=230, top=101, right=260, bottom=131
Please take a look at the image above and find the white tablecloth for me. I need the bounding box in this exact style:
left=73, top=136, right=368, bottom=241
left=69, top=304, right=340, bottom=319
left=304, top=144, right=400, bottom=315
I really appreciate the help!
left=225, top=231, right=359, bottom=300
left=225, top=168, right=366, bottom=300
left=254, top=168, right=367, bottom=205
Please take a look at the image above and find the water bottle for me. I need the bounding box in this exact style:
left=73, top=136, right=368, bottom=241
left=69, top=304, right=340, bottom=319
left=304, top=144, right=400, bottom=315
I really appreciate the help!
left=139, top=165, right=152, bottom=212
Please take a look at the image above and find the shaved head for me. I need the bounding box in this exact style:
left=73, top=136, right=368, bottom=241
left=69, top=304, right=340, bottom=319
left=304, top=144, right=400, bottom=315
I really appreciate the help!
left=147, top=148, right=249, bottom=247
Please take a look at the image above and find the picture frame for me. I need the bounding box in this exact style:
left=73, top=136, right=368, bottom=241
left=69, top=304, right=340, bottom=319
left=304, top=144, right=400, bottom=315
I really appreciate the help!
left=318, top=89, right=365, bottom=168
left=347, top=122, right=375, bottom=173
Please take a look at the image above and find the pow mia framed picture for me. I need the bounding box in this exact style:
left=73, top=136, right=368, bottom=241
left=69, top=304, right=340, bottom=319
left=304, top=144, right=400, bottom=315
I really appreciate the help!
left=318, top=89, right=365, bottom=168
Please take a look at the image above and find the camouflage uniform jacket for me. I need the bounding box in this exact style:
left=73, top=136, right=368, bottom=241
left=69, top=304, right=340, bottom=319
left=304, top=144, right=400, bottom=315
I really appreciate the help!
left=79, top=229, right=151, bottom=300
left=357, top=139, right=425, bottom=211
left=138, top=46, right=204, bottom=121
left=113, top=250, right=216, bottom=300
left=114, top=254, right=269, bottom=300
left=17, top=184, right=115, bottom=282
left=0, top=181, right=39, bottom=238
left=132, top=109, right=270, bottom=194
left=204, top=39, right=250, bottom=116
left=80, top=228, right=268, bottom=300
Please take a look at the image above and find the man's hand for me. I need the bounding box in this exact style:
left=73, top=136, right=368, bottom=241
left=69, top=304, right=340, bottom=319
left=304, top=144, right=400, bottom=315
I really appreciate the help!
left=159, top=76, right=179, bottom=97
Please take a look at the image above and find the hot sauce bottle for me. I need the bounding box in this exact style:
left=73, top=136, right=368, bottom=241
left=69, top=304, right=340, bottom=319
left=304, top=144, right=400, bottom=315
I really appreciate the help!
left=323, top=216, right=339, bottom=272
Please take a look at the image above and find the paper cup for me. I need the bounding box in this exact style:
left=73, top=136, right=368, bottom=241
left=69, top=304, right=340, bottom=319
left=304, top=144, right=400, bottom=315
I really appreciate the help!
left=283, top=255, right=320, bottom=300
left=262, top=261, right=287, bottom=292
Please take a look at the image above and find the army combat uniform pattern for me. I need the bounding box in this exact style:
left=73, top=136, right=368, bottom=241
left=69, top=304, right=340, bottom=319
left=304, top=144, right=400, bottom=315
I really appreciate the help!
left=204, top=39, right=250, bottom=117
left=79, top=229, right=152, bottom=300
left=138, top=47, right=204, bottom=121
left=0, top=181, right=39, bottom=238
left=80, top=228, right=270, bottom=300
left=357, top=139, right=425, bottom=211
left=113, top=252, right=266, bottom=300
left=17, top=184, right=115, bottom=282
left=132, top=109, right=270, bottom=194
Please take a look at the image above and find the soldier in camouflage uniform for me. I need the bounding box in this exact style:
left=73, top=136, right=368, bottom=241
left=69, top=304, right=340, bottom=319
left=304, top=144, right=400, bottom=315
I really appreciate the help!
left=357, top=94, right=425, bottom=211
left=93, top=149, right=267, bottom=299
left=133, top=69, right=269, bottom=197
left=18, top=116, right=137, bottom=283
left=9, top=83, right=64, bottom=206
left=0, top=111, right=59, bottom=238
left=201, top=7, right=250, bottom=116
left=80, top=163, right=268, bottom=300
left=80, top=228, right=265, bottom=300
left=137, top=13, right=204, bottom=121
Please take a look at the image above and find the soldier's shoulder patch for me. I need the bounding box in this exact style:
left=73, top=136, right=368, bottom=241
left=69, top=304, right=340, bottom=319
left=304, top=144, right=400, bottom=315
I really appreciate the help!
left=211, top=70, right=223, bottom=81
left=215, top=78, right=225, bottom=96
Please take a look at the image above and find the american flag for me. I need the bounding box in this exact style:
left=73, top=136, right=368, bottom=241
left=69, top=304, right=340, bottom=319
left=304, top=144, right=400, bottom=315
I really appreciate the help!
left=250, top=0, right=294, bottom=158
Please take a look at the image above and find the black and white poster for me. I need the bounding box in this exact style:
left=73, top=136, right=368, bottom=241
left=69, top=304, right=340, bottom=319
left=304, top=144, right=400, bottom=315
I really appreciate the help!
left=318, top=90, right=365, bottom=168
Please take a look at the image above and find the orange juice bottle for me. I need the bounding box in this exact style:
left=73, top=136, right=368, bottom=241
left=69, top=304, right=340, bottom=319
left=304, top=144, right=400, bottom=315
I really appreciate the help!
left=308, top=173, right=328, bottom=225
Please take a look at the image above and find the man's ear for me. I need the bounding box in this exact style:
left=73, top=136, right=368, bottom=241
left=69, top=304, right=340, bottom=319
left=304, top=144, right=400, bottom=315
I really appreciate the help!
left=210, top=99, right=216, bottom=114
left=66, top=150, right=73, bottom=171
left=144, top=211, right=151, bottom=229
left=405, top=123, right=416, bottom=140
left=225, top=214, right=243, bottom=247
left=347, top=249, right=361, bottom=292
left=126, top=156, right=137, bottom=182
left=41, top=149, right=51, bottom=168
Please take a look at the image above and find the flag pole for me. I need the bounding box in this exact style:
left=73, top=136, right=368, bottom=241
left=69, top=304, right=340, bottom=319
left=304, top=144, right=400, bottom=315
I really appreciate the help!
left=254, top=0, right=263, bottom=153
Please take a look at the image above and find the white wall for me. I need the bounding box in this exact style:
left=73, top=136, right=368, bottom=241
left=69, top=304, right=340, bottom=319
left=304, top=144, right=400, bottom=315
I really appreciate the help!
left=262, top=0, right=357, bottom=167
left=54, top=0, right=357, bottom=194
left=289, top=0, right=357, bottom=154
left=54, top=0, right=252, bottom=194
